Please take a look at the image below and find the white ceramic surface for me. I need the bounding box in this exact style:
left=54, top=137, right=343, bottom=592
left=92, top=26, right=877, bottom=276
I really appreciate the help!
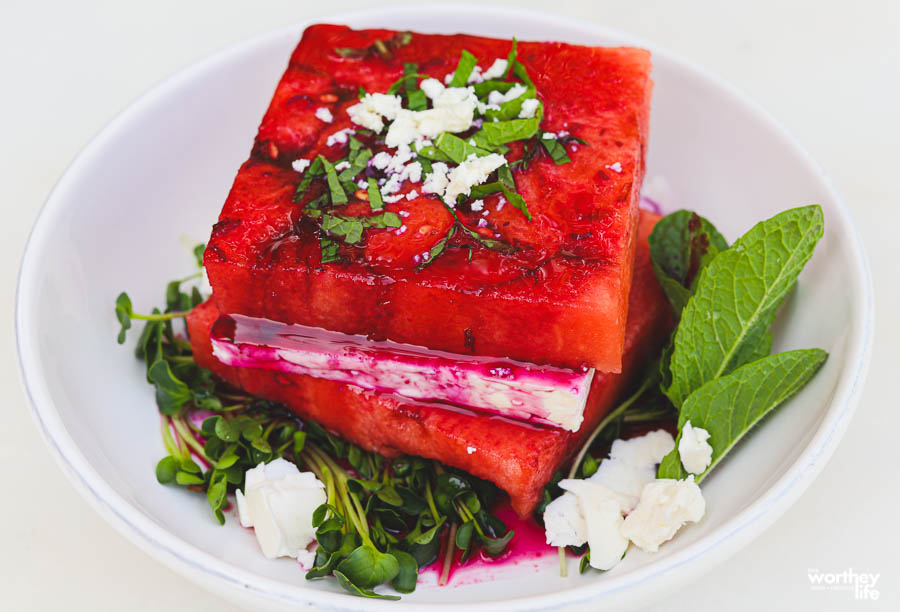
left=15, top=5, right=873, bottom=612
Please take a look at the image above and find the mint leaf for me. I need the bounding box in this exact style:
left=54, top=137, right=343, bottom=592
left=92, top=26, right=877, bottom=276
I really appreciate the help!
left=367, top=178, right=384, bottom=211
left=321, top=156, right=348, bottom=205
left=484, top=87, right=537, bottom=122
left=657, top=349, right=828, bottom=480
left=664, top=205, right=824, bottom=407
left=448, top=50, right=478, bottom=87
left=474, top=118, right=540, bottom=148
left=434, top=133, right=492, bottom=164
left=649, top=210, right=728, bottom=318
left=473, top=80, right=517, bottom=98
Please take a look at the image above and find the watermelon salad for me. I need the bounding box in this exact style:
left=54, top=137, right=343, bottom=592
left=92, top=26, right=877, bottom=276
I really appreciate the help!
left=114, top=25, right=828, bottom=600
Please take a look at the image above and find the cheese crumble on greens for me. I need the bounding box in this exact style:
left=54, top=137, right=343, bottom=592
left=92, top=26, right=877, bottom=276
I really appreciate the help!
left=294, top=37, right=585, bottom=267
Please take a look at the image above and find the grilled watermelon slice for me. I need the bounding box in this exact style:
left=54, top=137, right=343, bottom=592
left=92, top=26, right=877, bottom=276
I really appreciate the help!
left=204, top=25, right=653, bottom=372
left=190, top=212, right=671, bottom=516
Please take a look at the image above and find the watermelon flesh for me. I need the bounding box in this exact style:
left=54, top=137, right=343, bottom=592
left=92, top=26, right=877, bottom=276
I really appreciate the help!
left=189, top=212, right=671, bottom=517
left=205, top=25, right=653, bottom=372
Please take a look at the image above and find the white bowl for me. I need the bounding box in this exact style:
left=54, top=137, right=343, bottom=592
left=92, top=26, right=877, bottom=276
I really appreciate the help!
left=16, top=5, right=873, bottom=611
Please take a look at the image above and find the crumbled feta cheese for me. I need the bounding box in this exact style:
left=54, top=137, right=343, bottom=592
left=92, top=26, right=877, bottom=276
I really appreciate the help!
left=406, top=190, right=419, bottom=200
left=421, top=250, right=431, bottom=261
left=466, top=446, right=476, bottom=455
left=387, top=87, right=479, bottom=147
left=422, top=162, right=450, bottom=196
left=443, top=72, right=454, bottom=85
left=487, top=83, right=527, bottom=107
left=325, top=128, right=355, bottom=147
left=420, top=78, right=445, bottom=100
left=333, top=161, right=350, bottom=172
left=476, top=100, right=502, bottom=115
left=470, top=199, right=484, bottom=212
left=385, top=144, right=414, bottom=175
left=620, top=477, right=706, bottom=553
left=496, top=196, right=506, bottom=211
left=477, top=218, right=488, bottom=228
left=382, top=194, right=403, bottom=204
left=381, top=173, right=404, bottom=196
left=559, top=480, right=630, bottom=570
left=482, top=58, right=509, bottom=80
left=291, top=158, right=311, bottom=173
left=235, top=458, right=325, bottom=559
left=403, top=161, right=422, bottom=183
left=543, top=492, right=587, bottom=547
left=467, top=65, right=484, bottom=84
left=443, top=153, right=507, bottom=205
left=314, top=107, right=334, bottom=123
left=605, top=162, right=623, bottom=173
left=415, top=139, right=433, bottom=152
left=519, top=98, right=540, bottom=119
left=357, top=178, right=368, bottom=189
left=297, top=549, right=317, bottom=570
left=678, top=420, right=713, bottom=475
left=371, top=151, right=393, bottom=171
left=396, top=225, right=408, bottom=234
left=347, top=93, right=403, bottom=132
left=588, top=429, right=675, bottom=511
left=542, top=131, right=558, bottom=140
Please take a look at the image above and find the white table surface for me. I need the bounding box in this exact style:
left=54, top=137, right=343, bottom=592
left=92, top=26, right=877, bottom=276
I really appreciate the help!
left=3, top=0, right=897, bottom=609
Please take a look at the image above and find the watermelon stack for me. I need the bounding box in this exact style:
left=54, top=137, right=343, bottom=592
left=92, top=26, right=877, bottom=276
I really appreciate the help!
left=192, top=26, right=665, bottom=515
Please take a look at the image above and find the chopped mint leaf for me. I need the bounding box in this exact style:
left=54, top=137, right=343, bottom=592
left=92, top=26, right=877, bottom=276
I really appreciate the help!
left=415, top=144, right=453, bottom=163
left=500, top=184, right=531, bottom=222
left=339, top=148, right=373, bottom=182
left=474, top=118, right=540, bottom=148
left=448, top=50, right=478, bottom=87
left=319, top=236, right=341, bottom=263
left=321, top=156, right=348, bottom=205
left=473, top=80, right=517, bottom=98
left=403, top=62, right=428, bottom=111
left=540, top=137, right=571, bottom=164
left=484, top=88, right=537, bottom=122
left=367, top=178, right=385, bottom=211
left=293, top=156, right=325, bottom=203
left=416, top=226, right=457, bottom=270
left=434, top=133, right=492, bottom=164
left=334, top=32, right=412, bottom=60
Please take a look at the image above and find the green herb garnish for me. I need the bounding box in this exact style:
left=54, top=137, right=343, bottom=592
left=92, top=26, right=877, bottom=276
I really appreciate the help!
left=116, top=248, right=514, bottom=598
left=334, top=32, right=413, bottom=60
left=552, top=204, right=827, bottom=576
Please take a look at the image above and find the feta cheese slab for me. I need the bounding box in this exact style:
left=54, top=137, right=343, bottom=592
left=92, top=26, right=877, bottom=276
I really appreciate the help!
left=620, top=477, right=706, bottom=553
left=236, top=458, right=325, bottom=559
left=678, top=420, right=713, bottom=474
left=212, top=313, right=597, bottom=431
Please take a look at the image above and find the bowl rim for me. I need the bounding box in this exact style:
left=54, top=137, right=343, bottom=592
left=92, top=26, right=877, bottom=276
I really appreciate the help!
left=15, top=5, right=874, bottom=610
